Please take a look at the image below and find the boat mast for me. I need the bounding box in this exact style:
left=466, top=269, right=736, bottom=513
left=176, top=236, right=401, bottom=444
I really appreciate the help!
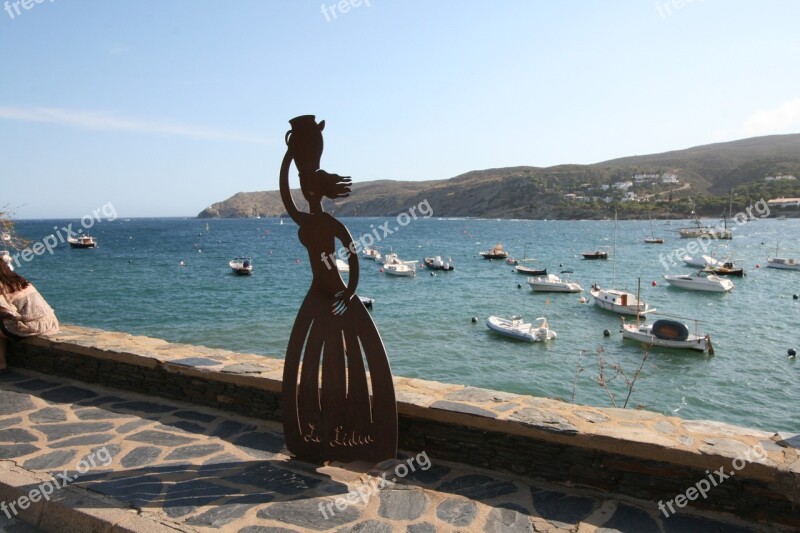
left=612, top=210, right=617, bottom=287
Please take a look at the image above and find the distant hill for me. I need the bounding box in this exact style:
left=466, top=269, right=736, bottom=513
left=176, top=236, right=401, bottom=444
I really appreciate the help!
left=198, top=134, right=800, bottom=220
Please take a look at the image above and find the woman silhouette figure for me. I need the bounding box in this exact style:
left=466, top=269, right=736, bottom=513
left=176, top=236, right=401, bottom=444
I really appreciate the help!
left=280, top=115, right=397, bottom=463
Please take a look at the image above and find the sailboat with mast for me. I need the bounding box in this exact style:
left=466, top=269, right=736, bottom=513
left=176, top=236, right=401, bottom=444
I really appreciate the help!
left=514, top=244, right=547, bottom=275
left=679, top=198, right=732, bottom=239
left=591, top=213, right=654, bottom=316
left=644, top=215, right=663, bottom=244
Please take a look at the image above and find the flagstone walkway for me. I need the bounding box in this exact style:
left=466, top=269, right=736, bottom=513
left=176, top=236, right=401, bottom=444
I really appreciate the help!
left=0, top=370, right=774, bottom=532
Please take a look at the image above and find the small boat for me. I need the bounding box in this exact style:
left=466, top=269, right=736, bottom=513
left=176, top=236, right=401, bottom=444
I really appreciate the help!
left=424, top=256, right=454, bottom=271
left=479, top=244, right=509, bottom=260
left=384, top=262, right=416, bottom=277
left=591, top=285, right=653, bottom=315
left=362, top=248, right=381, bottom=261
left=485, top=316, right=556, bottom=342
left=514, top=264, right=547, bottom=276
left=702, top=261, right=744, bottom=277
left=229, top=257, right=253, bottom=275
left=359, top=296, right=374, bottom=310
left=68, top=235, right=97, bottom=248
left=378, top=252, right=397, bottom=265
left=682, top=255, right=723, bottom=268
left=663, top=271, right=733, bottom=292
left=336, top=259, right=349, bottom=273
left=620, top=318, right=713, bottom=353
left=767, top=243, right=800, bottom=270
left=645, top=216, right=663, bottom=244
left=582, top=248, right=609, bottom=260
left=528, top=273, right=582, bottom=293
left=678, top=200, right=732, bottom=239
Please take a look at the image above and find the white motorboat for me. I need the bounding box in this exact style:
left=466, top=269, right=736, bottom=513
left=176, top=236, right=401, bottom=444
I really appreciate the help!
left=424, top=256, right=454, bottom=271
left=591, top=285, right=652, bottom=315
left=485, top=316, right=556, bottom=342
left=620, top=318, right=713, bottom=353
left=681, top=254, right=723, bottom=268
left=378, top=252, right=397, bottom=265
left=767, top=257, right=800, bottom=270
left=362, top=248, right=381, bottom=261
left=68, top=235, right=97, bottom=248
left=663, top=271, right=733, bottom=292
left=336, top=258, right=350, bottom=273
left=229, top=257, right=253, bottom=275
left=528, top=274, right=582, bottom=293
left=384, top=262, right=416, bottom=277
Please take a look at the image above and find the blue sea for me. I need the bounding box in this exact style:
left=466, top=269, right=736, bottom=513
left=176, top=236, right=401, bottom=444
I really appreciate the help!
left=7, top=216, right=799, bottom=433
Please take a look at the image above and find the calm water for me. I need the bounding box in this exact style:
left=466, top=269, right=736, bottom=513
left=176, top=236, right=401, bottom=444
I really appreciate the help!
left=8, top=216, right=799, bottom=433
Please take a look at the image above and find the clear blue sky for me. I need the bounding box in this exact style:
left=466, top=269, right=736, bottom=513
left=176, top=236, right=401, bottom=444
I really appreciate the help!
left=2, top=1, right=799, bottom=218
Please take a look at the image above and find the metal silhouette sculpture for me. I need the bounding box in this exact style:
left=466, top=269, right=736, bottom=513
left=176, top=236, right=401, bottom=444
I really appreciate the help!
left=280, top=115, right=397, bottom=463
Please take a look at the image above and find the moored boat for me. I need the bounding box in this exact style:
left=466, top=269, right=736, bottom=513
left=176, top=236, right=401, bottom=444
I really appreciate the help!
left=703, top=261, right=744, bottom=276
left=229, top=257, right=253, bottom=275
left=424, top=256, right=454, bottom=271
left=663, top=271, right=733, bottom=292
left=485, top=316, right=556, bottom=342
left=384, top=262, right=416, bottom=277
left=528, top=273, right=582, bottom=293
left=362, top=247, right=381, bottom=261
left=591, top=284, right=652, bottom=315
left=620, top=318, right=713, bottom=353
left=68, top=235, right=97, bottom=248
left=479, top=244, right=509, bottom=260
left=582, top=248, right=609, bottom=260
left=514, top=264, right=547, bottom=276
left=682, top=254, right=724, bottom=268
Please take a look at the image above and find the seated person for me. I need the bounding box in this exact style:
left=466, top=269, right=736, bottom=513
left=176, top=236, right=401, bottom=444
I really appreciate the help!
left=0, top=260, right=59, bottom=372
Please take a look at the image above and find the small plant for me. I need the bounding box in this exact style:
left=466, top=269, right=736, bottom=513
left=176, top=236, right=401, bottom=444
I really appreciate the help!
left=592, top=344, right=651, bottom=409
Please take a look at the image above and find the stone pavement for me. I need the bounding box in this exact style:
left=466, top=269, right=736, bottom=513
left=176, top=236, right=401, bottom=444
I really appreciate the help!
left=0, top=370, right=775, bottom=532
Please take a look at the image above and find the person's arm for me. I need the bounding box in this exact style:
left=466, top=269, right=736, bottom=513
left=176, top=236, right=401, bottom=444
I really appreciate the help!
left=0, top=294, right=21, bottom=321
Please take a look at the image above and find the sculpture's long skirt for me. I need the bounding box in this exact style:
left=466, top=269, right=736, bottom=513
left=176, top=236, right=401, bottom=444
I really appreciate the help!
left=282, top=289, right=397, bottom=463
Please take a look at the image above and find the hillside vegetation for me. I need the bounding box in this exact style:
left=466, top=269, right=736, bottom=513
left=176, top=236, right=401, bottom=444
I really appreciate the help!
left=198, top=134, right=800, bottom=220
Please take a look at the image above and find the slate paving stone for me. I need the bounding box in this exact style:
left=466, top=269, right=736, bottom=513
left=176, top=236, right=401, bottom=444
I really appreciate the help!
left=184, top=503, right=252, bottom=528
left=22, top=450, right=77, bottom=470
left=228, top=492, right=275, bottom=505
left=120, top=446, right=163, bottom=468
left=238, top=527, right=296, bottom=533
left=173, top=410, right=217, bottom=423
left=33, top=422, right=114, bottom=441
left=338, top=520, right=393, bottom=533
left=430, top=400, right=496, bottom=418
left=507, top=408, right=578, bottom=435
left=212, top=420, right=257, bottom=439
left=406, top=523, right=436, bottom=533
left=74, top=407, right=131, bottom=420
left=0, top=443, right=39, bottom=459
left=402, top=463, right=451, bottom=485
left=202, top=453, right=243, bottom=466
left=164, top=420, right=208, bottom=434
left=111, top=401, right=176, bottom=414
left=82, top=444, right=122, bottom=465
left=50, top=433, right=114, bottom=448
left=0, top=428, right=37, bottom=442
left=436, top=499, right=478, bottom=527
left=0, top=416, right=22, bottom=429
left=223, top=463, right=323, bottom=495
left=76, top=395, right=126, bottom=407
left=257, top=498, right=362, bottom=530
left=126, top=430, right=197, bottom=446
left=662, top=514, right=758, bottom=533
left=438, top=474, right=518, bottom=500
left=378, top=485, right=428, bottom=520
left=0, top=391, right=35, bottom=415
left=233, top=431, right=285, bottom=458
left=530, top=489, right=596, bottom=527
left=164, top=443, right=224, bottom=461
left=116, top=419, right=152, bottom=434
left=162, top=479, right=241, bottom=518
left=13, top=379, right=60, bottom=391
left=28, top=407, right=68, bottom=423
left=484, top=506, right=534, bottom=532
left=171, top=357, right=222, bottom=367
left=39, top=386, right=98, bottom=403
left=596, top=503, right=660, bottom=533
left=0, top=370, right=28, bottom=382
left=85, top=474, right=164, bottom=508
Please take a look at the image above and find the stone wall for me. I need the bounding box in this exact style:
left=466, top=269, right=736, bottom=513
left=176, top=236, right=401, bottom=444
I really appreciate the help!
left=7, top=326, right=799, bottom=528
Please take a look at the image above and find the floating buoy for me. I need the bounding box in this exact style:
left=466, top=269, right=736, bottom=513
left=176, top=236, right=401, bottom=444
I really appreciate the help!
left=789, top=348, right=797, bottom=357
left=471, top=317, right=478, bottom=323
left=430, top=272, right=435, bottom=277
left=603, top=329, right=611, bottom=337
left=651, top=281, right=657, bottom=286
left=756, top=264, right=760, bottom=268
left=179, top=261, right=185, bottom=266
left=379, top=268, right=384, bottom=272
left=517, top=283, right=522, bottom=289
left=579, top=296, right=587, bottom=303
left=295, top=258, right=300, bottom=264
left=793, top=294, right=798, bottom=300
